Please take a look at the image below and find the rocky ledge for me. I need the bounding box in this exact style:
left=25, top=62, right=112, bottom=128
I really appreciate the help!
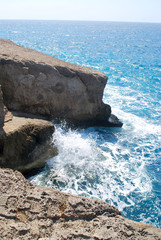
left=0, top=39, right=161, bottom=239
left=0, top=168, right=161, bottom=240
left=0, top=113, right=56, bottom=173
left=0, top=39, right=122, bottom=127
left=0, top=38, right=122, bottom=172
left=0, top=85, right=56, bottom=173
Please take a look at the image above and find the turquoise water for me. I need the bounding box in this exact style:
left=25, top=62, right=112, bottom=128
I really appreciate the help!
left=0, top=20, right=161, bottom=228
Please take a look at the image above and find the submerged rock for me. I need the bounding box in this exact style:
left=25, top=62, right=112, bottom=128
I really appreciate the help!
left=0, top=39, right=122, bottom=127
left=0, top=168, right=160, bottom=240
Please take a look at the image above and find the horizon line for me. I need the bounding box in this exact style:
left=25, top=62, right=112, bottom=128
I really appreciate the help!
left=0, top=19, right=161, bottom=24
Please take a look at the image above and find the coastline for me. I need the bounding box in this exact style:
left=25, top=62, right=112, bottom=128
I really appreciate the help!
left=2, top=38, right=160, bottom=239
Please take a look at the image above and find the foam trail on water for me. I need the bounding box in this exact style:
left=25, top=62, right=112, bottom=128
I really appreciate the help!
left=29, top=81, right=161, bottom=227
left=1, top=19, right=161, bottom=228
left=30, top=122, right=152, bottom=212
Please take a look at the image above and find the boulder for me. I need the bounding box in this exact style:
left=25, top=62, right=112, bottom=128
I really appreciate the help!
left=0, top=39, right=122, bottom=127
left=0, top=168, right=161, bottom=240
left=0, top=110, right=56, bottom=173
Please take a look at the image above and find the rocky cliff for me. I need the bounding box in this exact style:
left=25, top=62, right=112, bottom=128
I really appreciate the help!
left=0, top=113, right=56, bottom=172
left=0, top=168, right=161, bottom=240
left=1, top=39, right=161, bottom=239
left=0, top=85, right=56, bottom=172
left=0, top=39, right=122, bottom=127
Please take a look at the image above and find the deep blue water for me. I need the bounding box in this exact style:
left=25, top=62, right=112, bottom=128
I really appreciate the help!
left=0, top=20, right=161, bottom=228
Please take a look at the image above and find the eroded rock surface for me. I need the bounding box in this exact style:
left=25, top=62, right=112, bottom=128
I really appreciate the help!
left=0, top=83, right=56, bottom=172
left=0, top=39, right=122, bottom=127
left=0, top=168, right=161, bottom=240
left=0, top=113, right=56, bottom=172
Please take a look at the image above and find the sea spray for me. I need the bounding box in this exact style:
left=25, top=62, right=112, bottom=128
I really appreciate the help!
left=1, top=20, right=160, bottom=227
left=30, top=118, right=158, bottom=225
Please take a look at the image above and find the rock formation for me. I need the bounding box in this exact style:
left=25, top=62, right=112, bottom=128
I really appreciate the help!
left=0, top=168, right=161, bottom=240
left=0, top=85, right=56, bottom=173
left=0, top=39, right=122, bottom=127
left=0, top=113, right=56, bottom=173
left=1, top=39, right=161, bottom=239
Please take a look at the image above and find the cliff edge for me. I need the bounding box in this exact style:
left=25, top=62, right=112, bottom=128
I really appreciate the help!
left=0, top=168, right=161, bottom=240
left=0, top=85, right=56, bottom=173
left=0, top=39, right=122, bottom=127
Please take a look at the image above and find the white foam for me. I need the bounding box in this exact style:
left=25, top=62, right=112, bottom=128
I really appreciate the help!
left=30, top=123, right=152, bottom=213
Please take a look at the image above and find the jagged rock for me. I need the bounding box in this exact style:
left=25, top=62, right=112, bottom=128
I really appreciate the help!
left=0, top=39, right=123, bottom=127
left=0, top=112, right=56, bottom=173
left=0, top=168, right=161, bottom=240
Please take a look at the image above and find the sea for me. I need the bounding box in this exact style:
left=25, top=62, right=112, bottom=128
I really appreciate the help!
left=0, top=20, right=161, bottom=228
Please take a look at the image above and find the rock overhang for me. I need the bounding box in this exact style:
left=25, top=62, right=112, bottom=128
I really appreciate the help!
left=0, top=39, right=123, bottom=127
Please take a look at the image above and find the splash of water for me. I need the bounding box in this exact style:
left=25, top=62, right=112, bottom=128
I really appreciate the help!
left=30, top=119, right=153, bottom=214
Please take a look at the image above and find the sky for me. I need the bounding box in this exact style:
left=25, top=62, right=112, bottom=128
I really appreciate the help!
left=0, top=0, right=161, bottom=23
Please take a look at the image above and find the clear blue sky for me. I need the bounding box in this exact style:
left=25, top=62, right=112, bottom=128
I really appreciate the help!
left=0, top=0, right=161, bottom=23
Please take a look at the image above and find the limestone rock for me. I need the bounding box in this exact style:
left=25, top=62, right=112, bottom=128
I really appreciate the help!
left=0, top=168, right=161, bottom=240
left=0, top=39, right=123, bottom=127
left=0, top=112, right=56, bottom=173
